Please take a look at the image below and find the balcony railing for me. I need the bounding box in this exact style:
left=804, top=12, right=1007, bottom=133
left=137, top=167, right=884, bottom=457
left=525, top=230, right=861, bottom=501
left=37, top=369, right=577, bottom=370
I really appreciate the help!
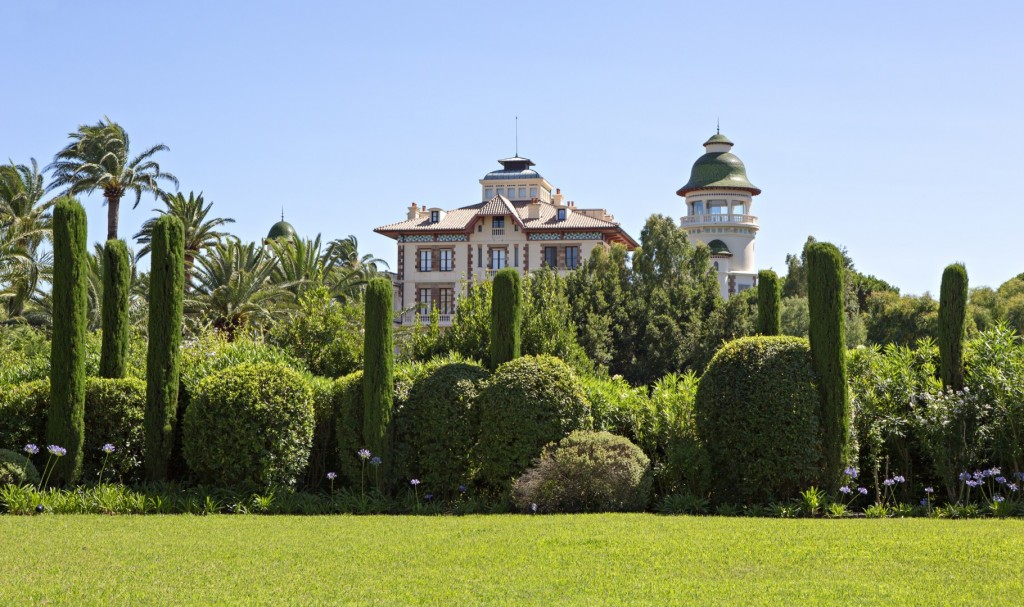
left=680, top=213, right=758, bottom=227
left=401, top=312, right=454, bottom=326
left=492, top=228, right=505, bottom=236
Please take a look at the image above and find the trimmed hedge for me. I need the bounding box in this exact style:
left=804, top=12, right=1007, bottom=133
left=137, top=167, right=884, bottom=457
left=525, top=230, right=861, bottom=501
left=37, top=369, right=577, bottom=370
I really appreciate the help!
left=0, top=379, right=49, bottom=453
left=938, top=263, right=968, bottom=391
left=475, top=355, right=592, bottom=493
left=304, top=376, right=338, bottom=489
left=391, top=356, right=489, bottom=497
left=756, top=269, right=782, bottom=336
left=511, top=431, right=652, bottom=513
left=99, top=239, right=131, bottom=378
left=694, top=336, right=823, bottom=504
left=183, top=362, right=315, bottom=488
left=0, top=449, right=40, bottom=486
left=333, top=370, right=365, bottom=488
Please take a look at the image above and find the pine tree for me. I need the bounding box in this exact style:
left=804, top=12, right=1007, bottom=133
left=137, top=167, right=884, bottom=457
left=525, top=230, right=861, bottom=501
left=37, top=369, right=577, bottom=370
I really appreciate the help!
left=47, top=197, right=89, bottom=484
left=806, top=242, right=849, bottom=490
left=99, top=239, right=131, bottom=378
left=756, top=269, right=782, bottom=336
left=145, top=215, right=184, bottom=481
left=362, top=277, right=393, bottom=457
left=490, top=268, right=522, bottom=369
left=938, top=263, right=968, bottom=391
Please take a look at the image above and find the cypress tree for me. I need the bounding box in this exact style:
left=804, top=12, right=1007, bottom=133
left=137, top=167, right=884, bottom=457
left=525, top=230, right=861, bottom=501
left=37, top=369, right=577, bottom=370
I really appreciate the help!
left=756, top=269, right=782, bottom=336
left=362, top=277, right=394, bottom=457
left=99, top=239, right=131, bottom=378
left=806, top=242, right=849, bottom=490
left=145, top=215, right=185, bottom=481
left=938, top=263, right=968, bottom=391
left=47, top=197, right=89, bottom=484
left=490, top=267, right=522, bottom=369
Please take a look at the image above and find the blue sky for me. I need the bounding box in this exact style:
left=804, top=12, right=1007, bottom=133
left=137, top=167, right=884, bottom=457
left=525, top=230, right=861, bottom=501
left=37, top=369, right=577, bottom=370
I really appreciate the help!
left=5, top=1, right=1023, bottom=295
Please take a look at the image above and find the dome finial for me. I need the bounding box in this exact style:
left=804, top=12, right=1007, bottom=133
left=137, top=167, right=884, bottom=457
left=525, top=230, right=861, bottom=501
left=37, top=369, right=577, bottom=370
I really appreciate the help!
left=717, top=117, right=720, bottom=135
left=281, top=206, right=284, bottom=222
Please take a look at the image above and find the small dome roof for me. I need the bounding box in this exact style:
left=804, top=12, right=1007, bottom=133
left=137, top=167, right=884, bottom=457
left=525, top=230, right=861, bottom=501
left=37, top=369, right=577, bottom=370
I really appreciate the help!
left=483, top=156, right=544, bottom=181
left=707, top=239, right=732, bottom=255
left=677, top=133, right=760, bottom=196
left=267, top=220, right=296, bottom=240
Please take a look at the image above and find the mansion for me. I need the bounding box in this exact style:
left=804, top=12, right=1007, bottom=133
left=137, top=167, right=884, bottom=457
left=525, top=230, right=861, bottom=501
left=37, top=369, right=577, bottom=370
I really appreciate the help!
left=374, top=132, right=762, bottom=324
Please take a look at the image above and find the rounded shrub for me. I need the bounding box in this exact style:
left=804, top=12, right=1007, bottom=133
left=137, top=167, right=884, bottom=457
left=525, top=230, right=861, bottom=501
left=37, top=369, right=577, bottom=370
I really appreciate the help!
left=512, top=431, right=652, bottom=513
left=694, top=336, right=823, bottom=504
left=183, top=362, right=315, bottom=488
left=391, top=356, right=489, bottom=497
left=475, top=355, right=592, bottom=493
left=0, top=449, right=40, bottom=486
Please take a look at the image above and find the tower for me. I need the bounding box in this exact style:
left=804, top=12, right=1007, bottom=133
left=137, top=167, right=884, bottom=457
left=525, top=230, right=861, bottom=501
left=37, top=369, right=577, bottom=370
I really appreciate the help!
left=677, top=132, right=761, bottom=298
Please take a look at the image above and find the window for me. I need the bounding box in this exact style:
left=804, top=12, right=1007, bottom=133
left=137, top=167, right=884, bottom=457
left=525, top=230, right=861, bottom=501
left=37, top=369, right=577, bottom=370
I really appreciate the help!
left=693, top=201, right=704, bottom=215
left=430, top=210, right=439, bottom=223
left=439, top=249, right=453, bottom=272
left=418, top=288, right=432, bottom=314
left=565, top=246, right=580, bottom=270
left=477, top=245, right=482, bottom=267
left=485, top=188, right=493, bottom=199
left=493, top=217, right=505, bottom=228
left=491, top=248, right=506, bottom=270
left=543, top=246, right=558, bottom=268
left=518, top=187, right=527, bottom=199
left=530, top=187, right=538, bottom=198
left=497, top=188, right=505, bottom=197
left=438, top=288, right=453, bottom=314
left=514, top=246, right=519, bottom=267
left=418, top=249, right=432, bottom=271
left=557, top=208, right=567, bottom=221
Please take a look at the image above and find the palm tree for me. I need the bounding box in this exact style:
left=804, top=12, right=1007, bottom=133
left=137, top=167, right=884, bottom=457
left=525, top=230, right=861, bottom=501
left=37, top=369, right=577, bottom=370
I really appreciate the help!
left=267, top=233, right=331, bottom=296
left=188, top=239, right=291, bottom=339
left=0, top=159, right=54, bottom=318
left=48, top=117, right=178, bottom=241
left=134, top=191, right=234, bottom=289
left=324, top=235, right=388, bottom=301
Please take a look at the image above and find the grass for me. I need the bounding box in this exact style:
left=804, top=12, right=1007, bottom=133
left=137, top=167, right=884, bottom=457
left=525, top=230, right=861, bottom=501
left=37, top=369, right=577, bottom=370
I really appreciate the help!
left=1, top=514, right=1021, bottom=605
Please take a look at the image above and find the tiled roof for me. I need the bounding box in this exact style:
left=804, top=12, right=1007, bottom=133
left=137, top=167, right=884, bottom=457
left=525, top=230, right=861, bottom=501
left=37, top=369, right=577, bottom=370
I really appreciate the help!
left=516, top=203, right=620, bottom=229
left=374, top=208, right=477, bottom=233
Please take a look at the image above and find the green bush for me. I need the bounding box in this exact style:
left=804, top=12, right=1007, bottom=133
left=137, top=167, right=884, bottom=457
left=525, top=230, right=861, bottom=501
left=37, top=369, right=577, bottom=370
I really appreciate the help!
left=475, top=355, right=592, bottom=493
left=0, top=379, right=49, bottom=452
left=511, top=431, right=652, bottom=513
left=304, top=376, right=339, bottom=489
left=183, top=362, right=315, bottom=488
left=490, top=267, right=522, bottom=369
left=269, top=286, right=362, bottom=378
left=99, top=239, right=131, bottom=378
left=694, top=336, right=823, bottom=504
left=83, top=377, right=146, bottom=484
left=391, top=355, right=489, bottom=497
left=363, top=277, right=393, bottom=458
left=939, top=263, right=968, bottom=391
left=584, top=373, right=654, bottom=450
left=756, top=269, right=782, bottom=336
left=0, top=449, right=40, bottom=486
left=648, top=372, right=710, bottom=498
left=333, top=370, right=365, bottom=488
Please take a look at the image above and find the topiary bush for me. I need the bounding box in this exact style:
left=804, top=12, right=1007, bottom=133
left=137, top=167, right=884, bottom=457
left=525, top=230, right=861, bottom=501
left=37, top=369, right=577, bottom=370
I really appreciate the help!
left=474, top=355, right=592, bottom=493
left=938, top=263, right=968, bottom=391
left=183, top=362, right=314, bottom=489
left=363, top=277, right=393, bottom=459
left=756, top=269, right=782, bottom=336
left=694, top=336, right=823, bottom=504
left=99, top=239, right=131, bottom=378
left=0, top=449, right=40, bottom=486
left=490, top=267, right=522, bottom=369
left=511, top=431, right=652, bottom=513
left=391, top=355, right=489, bottom=497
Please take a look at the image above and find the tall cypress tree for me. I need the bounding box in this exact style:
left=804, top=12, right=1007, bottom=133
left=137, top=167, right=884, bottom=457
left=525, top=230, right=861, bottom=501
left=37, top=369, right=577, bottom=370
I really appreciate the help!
left=756, top=269, right=782, bottom=336
left=938, top=263, right=968, bottom=391
left=99, top=239, right=131, bottom=378
left=47, top=197, right=89, bottom=484
left=145, top=215, right=185, bottom=481
left=490, top=267, right=522, bottom=369
left=806, top=242, right=849, bottom=490
left=362, top=277, right=393, bottom=458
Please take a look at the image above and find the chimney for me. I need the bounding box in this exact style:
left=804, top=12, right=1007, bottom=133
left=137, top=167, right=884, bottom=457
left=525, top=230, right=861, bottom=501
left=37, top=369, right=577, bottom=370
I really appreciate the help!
left=528, top=198, right=542, bottom=219
left=407, top=202, right=419, bottom=220
left=552, top=188, right=564, bottom=205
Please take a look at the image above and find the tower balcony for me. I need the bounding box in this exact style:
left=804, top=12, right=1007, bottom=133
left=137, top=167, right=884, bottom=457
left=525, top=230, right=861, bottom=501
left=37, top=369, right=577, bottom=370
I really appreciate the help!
left=680, top=213, right=758, bottom=228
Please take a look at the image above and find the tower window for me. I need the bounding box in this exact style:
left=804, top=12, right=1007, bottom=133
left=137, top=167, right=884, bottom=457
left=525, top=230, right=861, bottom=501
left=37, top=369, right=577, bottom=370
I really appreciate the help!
left=530, top=187, right=538, bottom=198
left=430, top=211, right=439, bottom=223
left=518, top=188, right=527, bottom=199
left=485, top=188, right=493, bottom=199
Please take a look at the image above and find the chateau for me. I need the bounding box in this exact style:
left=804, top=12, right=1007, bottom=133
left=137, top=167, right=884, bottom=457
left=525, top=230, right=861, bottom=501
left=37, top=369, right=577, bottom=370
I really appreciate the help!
left=374, top=156, right=639, bottom=325
left=373, top=131, right=762, bottom=323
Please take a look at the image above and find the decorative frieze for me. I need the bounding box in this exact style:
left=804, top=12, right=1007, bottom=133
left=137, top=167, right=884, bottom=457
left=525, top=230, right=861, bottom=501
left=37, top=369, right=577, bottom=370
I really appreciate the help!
left=437, top=233, right=468, bottom=242
left=528, top=233, right=563, bottom=241
left=399, top=234, right=434, bottom=243
left=528, top=231, right=605, bottom=241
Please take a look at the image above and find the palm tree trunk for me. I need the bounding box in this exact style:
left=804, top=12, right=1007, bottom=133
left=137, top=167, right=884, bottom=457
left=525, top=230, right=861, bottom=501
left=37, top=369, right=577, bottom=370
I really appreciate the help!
left=105, top=194, right=121, bottom=241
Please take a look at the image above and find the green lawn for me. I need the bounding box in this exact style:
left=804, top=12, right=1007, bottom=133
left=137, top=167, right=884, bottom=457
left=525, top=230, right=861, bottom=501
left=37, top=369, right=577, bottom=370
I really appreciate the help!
left=1, top=515, right=1020, bottom=605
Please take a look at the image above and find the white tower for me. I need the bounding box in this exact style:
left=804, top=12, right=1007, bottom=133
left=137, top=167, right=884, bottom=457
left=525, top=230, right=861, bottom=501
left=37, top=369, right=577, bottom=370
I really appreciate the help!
left=677, top=132, right=761, bottom=298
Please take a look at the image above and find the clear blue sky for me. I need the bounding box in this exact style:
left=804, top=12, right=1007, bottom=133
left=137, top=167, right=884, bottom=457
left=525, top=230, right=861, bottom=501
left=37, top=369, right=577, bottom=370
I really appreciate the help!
left=6, top=1, right=1023, bottom=295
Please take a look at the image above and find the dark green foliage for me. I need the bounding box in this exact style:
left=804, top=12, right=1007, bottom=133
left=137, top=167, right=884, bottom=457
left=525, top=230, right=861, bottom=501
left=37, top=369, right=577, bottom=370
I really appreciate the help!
left=48, top=197, right=89, bottom=484
left=806, top=241, right=850, bottom=491
left=333, top=370, right=365, bottom=487
left=756, top=269, right=782, bottom=335
left=938, top=263, right=968, bottom=391
left=0, top=379, right=49, bottom=452
left=82, top=378, right=146, bottom=484
left=511, top=431, right=652, bottom=513
left=99, top=239, right=131, bottom=378
left=145, top=214, right=185, bottom=481
left=269, top=286, right=363, bottom=377
left=391, top=357, right=489, bottom=497
left=0, top=449, right=40, bottom=486
left=475, top=355, right=592, bottom=493
left=694, top=336, right=822, bottom=504
left=362, top=277, right=393, bottom=458
left=304, top=376, right=338, bottom=489
left=183, top=362, right=314, bottom=488
left=864, top=291, right=939, bottom=345
left=490, top=268, right=522, bottom=369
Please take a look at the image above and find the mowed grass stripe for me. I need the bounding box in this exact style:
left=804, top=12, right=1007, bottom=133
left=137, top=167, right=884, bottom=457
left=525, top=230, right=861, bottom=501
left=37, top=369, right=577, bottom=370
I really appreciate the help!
left=0, top=515, right=1020, bottom=606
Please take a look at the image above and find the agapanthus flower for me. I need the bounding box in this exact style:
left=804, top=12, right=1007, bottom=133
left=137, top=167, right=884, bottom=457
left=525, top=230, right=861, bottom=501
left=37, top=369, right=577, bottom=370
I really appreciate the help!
left=973, top=470, right=984, bottom=480
left=458, top=485, right=467, bottom=494
left=924, top=487, right=934, bottom=494
left=920, top=498, right=928, bottom=506
left=996, top=476, right=1007, bottom=485
left=994, top=495, right=1005, bottom=503
left=23, top=444, right=39, bottom=455
left=843, top=467, right=858, bottom=479
left=1009, top=483, right=1019, bottom=492
left=47, top=445, right=66, bottom=457
left=966, top=480, right=979, bottom=488
left=370, top=456, right=382, bottom=467
left=989, top=467, right=1001, bottom=477
left=857, top=487, right=868, bottom=495
left=839, top=486, right=852, bottom=495
left=893, top=476, right=906, bottom=484
left=883, top=479, right=895, bottom=487
left=1016, top=472, right=1024, bottom=481
left=357, top=449, right=372, bottom=461
left=959, top=472, right=971, bottom=482
left=101, top=444, right=116, bottom=454
left=326, top=472, right=337, bottom=480
left=410, top=479, right=421, bottom=486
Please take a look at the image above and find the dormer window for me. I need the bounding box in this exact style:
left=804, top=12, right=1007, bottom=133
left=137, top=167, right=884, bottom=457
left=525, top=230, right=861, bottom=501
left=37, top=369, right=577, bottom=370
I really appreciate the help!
left=557, top=208, right=567, bottom=221
left=430, top=210, right=439, bottom=223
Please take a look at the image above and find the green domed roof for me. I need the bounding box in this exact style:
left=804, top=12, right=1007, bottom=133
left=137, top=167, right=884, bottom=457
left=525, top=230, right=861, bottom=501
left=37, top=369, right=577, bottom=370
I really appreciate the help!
left=267, top=220, right=297, bottom=240
left=677, top=133, right=760, bottom=196
left=707, top=239, right=732, bottom=255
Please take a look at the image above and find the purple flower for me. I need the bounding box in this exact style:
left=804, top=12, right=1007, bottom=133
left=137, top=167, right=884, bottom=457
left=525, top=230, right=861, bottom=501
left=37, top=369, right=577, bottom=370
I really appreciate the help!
left=893, top=476, right=906, bottom=484
left=357, top=449, right=372, bottom=461
left=920, top=498, right=928, bottom=506
left=994, top=495, right=1005, bottom=503
left=370, top=456, right=382, bottom=467
left=966, top=480, right=979, bottom=488
left=326, top=472, right=337, bottom=480
left=959, top=472, right=971, bottom=482
left=996, top=476, right=1007, bottom=485
left=883, top=479, right=895, bottom=487
left=1009, top=483, right=1019, bottom=492
left=23, top=444, right=39, bottom=455
left=989, top=467, right=1002, bottom=477
left=973, top=470, right=984, bottom=481
left=857, top=487, right=868, bottom=496
left=101, top=444, right=116, bottom=454
left=924, top=487, right=934, bottom=494
left=458, top=485, right=467, bottom=494
left=410, top=479, right=421, bottom=486
left=47, top=445, right=66, bottom=457
left=843, top=467, right=858, bottom=479
left=839, top=486, right=852, bottom=495
left=1016, top=472, right=1024, bottom=481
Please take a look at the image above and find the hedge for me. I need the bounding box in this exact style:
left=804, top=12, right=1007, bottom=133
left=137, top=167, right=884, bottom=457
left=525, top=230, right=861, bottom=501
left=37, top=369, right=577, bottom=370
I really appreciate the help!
left=756, top=269, right=782, bottom=336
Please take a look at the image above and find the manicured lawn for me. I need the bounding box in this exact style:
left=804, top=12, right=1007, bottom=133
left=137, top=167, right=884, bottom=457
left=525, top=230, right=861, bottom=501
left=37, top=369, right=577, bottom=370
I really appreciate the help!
left=1, top=514, right=1020, bottom=605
